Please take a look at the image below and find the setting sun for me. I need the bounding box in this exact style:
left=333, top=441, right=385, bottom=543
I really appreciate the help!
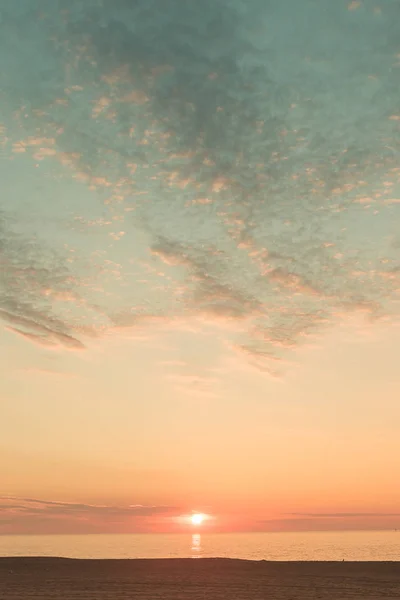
left=191, top=513, right=205, bottom=526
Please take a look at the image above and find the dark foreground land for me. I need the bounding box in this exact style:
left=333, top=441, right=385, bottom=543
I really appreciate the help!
left=1, top=557, right=400, bottom=599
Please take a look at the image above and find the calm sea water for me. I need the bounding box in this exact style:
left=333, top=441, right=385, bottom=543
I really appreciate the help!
left=1, top=532, right=400, bottom=561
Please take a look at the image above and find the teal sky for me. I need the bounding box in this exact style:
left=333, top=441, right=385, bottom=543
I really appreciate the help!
left=1, top=0, right=399, bottom=534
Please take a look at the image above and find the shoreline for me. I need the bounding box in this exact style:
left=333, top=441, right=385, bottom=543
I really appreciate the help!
left=2, top=557, right=400, bottom=599
left=1, top=556, right=400, bottom=562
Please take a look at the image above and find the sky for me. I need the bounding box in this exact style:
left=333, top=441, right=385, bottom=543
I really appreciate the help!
left=0, top=0, right=399, bottom=535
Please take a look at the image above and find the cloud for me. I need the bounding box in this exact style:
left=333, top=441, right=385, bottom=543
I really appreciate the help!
left=0, top=497, right=179, bottom=534
left=151, top=237, right=264, bottom=322
left=289, top=512, right=400, bottom=518
left=259, top=513, right=400, bottom=532
left=0, top=497, right=177, bottom=516
left=19, top=367, right=76, bottom=378
left=4, top=325, right=84, bottom=350
left=167, top=372, right=221, bottom=400
left=0, top=210, right=88, bottom=350
left=1, top=1, right=400, bottom=374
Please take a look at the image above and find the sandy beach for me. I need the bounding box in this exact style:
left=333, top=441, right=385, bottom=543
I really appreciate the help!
left=1, top=558, right=400, bottom=599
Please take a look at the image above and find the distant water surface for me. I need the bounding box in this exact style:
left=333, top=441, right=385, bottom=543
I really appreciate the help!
left=1, top=531, right=400, bottom=561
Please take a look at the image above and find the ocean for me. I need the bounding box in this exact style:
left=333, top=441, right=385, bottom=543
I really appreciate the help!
left=1, top=531, right=400, bottom=561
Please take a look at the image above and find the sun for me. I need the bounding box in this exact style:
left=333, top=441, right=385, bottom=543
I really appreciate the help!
left=191, top=513, right=205, bottom=526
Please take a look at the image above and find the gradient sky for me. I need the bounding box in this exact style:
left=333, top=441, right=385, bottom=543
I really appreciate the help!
left=1, top=0, right=399, bottom=535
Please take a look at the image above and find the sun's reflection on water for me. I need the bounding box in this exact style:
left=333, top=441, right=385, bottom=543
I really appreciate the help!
left=191, top=534, right=202, bottom=558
